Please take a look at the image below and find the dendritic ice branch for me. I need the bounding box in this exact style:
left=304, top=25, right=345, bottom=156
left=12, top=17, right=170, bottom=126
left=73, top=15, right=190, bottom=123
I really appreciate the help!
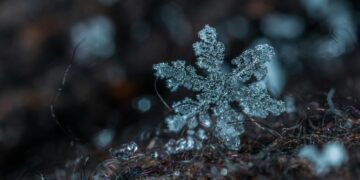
left=153, top=25, right=285, bottom=153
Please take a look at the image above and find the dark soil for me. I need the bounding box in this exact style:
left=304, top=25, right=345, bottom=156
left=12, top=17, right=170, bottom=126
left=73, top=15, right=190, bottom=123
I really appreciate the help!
left=29, top=81, right=359, bottom=180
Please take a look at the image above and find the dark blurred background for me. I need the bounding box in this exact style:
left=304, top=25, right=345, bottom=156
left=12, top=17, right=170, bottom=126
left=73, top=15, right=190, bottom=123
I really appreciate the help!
left=0, top=0, right=359, bottom=178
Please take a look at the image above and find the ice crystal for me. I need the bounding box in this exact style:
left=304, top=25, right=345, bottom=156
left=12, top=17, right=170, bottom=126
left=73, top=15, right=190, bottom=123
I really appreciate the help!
left=164, top=136, right=203, bottom=154
left=110, top=141, right=138, bottom=161
left=154, top=25, right=285, bottom=153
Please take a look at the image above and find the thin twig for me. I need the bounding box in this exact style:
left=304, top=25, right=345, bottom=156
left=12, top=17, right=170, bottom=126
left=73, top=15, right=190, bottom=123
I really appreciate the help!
left=249, top=118, right=282, bottom=138
left=50, top=40, right=83, bottom=141
left=154, top=77, right=172, bottom=111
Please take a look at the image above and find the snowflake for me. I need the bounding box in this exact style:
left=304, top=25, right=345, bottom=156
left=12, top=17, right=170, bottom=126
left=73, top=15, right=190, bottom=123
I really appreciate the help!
left=154, top=25, right=285, bottom=153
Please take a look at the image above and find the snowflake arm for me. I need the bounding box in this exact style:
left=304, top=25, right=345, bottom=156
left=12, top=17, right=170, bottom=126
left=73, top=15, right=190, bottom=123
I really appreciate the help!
left=237, top=83, right=286, bottom=118
left=166, top=98, right=201, bottom=133
left=192, top=25, right=225, bottom=74
left=214, top=106, right=244, bottom=150
left=153, top=60, right=205, bottom=92
left=232, top=44, right=275, bottom=82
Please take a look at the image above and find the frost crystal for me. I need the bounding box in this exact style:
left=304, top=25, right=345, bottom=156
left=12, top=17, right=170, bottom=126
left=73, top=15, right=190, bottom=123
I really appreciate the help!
left=154, top=25, right=285, bottom=153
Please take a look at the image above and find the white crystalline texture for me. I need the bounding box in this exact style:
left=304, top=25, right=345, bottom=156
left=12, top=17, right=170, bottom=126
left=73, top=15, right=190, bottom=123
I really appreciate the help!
left=154, top=25, right=286, bottom=153
left=111, top=141, right=138, bottom=161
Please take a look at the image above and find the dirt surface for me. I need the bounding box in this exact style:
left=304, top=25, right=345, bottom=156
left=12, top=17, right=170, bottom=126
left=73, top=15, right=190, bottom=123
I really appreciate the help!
left=24, top=81, right=358, bottom=180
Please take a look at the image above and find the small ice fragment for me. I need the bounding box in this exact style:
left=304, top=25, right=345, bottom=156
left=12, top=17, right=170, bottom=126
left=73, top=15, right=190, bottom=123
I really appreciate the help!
left=298, top=142, right=348, bottom=175
left=111, top=141, right=138, bottom=161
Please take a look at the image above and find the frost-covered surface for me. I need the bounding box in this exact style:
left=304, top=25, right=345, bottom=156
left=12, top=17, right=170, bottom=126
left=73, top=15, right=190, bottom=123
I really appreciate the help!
left=298, top=142, right=348, bottom=175
left=154, top=25, right=285, bottom=153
